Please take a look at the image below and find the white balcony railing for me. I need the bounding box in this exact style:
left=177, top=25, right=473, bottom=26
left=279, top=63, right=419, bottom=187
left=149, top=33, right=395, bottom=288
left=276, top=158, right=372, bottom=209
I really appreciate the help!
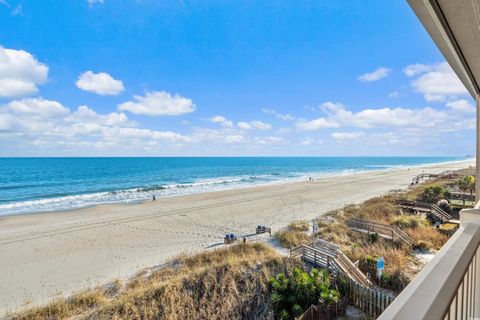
left=378, top=203, right=480, bottom=319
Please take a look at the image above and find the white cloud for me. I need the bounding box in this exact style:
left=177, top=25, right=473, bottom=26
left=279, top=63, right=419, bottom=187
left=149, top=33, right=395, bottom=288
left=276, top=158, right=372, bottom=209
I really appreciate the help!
left=11, top=4, right=22, bottom=16
left=301, top=138, right=315, bottom=145
left=250, top=121, right=271, bottom=130
left=102, top=127, right=190, bottom=143
left=358, top=67, right=391, bottom=82
left=238, top=122, right=252, bottom=130
left=446, top=99, right=475, bottom=113
left=224, top=134, right=245, bottom=143
left=211, top=115, right=226, bottom=123
left=388, top=91, right=399, bottom=98
left=237, top=120, right=271, bottom=130
left=0, top=47, right=48, bottom=97
left=118, top=91, right=196, bottom=116
left=261, top=108, right=295, bottom=121
left=277, top=113, right=295, bottom=121
left=0, top=98, right=195, bottom=155
left=253, top=136, right=284, bottom=145
left=403, top=64, right=433, bottom=77
left=67, top=105, right=133, bottom=127
left=188, top=128, right=247, bottom=145
left=353, top=107, right=448, bottom=128
left=87, top=0, right=104, bottom=5
left=75, top=71, right=124, bottom=95
left=296, top=117, right=339, bottom=131
left=261, top=108, right=275, bottom=115
left=210, top=115, right=233, bottom=128
left=331, top=131, right=365, bottom=140
left=315, top=101, right=450, bottom=129
left=296, top=99, right=477, bottom=146
left=276, top=128, right=291, bottom=135
left=7, top=98, right=68, bottom=118
left=0, top=99, right=135, bottom=136
left=405, top=62, right=468, bottom=101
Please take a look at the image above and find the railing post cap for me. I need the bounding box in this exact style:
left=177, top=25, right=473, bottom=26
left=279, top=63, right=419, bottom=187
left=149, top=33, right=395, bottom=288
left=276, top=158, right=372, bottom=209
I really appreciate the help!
left=460, top=207, right=480, bottom=225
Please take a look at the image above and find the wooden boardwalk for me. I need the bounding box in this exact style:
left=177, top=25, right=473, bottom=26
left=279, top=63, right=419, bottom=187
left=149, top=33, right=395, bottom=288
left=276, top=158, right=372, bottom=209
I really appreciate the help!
left=395, top=199, right=452, bottom=222
left=411, top=173, right=439, bottom=184
left=291, top=239, right=371, bottom=287
left=346, top=218, right=415, bottom=247
left=411, top=170, right=460, bottom=184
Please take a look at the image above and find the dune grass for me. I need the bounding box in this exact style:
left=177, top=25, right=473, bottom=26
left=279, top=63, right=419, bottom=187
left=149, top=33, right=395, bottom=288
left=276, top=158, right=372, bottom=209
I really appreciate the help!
left=274, top=220, right=311, bottom=249
left=11, top=290, right=110, bottom=320
left=10, top=243, right=287, bottom=320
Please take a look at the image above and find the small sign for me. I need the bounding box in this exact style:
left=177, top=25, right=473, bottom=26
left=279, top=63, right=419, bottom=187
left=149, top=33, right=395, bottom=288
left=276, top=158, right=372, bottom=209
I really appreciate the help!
left=377, top=257, right=384, bottom=270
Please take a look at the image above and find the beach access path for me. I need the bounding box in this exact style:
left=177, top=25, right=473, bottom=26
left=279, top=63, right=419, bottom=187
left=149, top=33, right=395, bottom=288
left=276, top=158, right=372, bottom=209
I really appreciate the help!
left=0, top=159, right=474, bottom=314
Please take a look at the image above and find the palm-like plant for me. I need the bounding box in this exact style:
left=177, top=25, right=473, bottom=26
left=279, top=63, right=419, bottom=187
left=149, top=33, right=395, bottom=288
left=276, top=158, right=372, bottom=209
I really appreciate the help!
left=465, top=175, right=475, bottom=196
left=456, top=176, right=475, bottom=205
left=269, top=267, right=340, bottom=319
left=419, top=185, right=451, bottom=203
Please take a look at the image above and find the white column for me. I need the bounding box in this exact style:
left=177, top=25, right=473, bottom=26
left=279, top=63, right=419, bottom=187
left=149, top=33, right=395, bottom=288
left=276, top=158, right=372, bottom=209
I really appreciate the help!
left=477, top=94, right=480, bottom=202
left=460, top=208, right=480, bottom=316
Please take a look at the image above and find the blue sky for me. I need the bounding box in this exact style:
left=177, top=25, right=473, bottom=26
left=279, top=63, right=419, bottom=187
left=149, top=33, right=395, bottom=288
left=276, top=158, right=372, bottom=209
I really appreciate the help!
left=0, top=0, right=475, bottom=156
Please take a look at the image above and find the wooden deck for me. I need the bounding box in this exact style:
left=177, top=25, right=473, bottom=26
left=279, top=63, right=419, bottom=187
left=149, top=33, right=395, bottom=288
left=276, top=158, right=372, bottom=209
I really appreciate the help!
left=347, top=218, right=415, bottom=247
left=395, top=199, right=452, bottom=222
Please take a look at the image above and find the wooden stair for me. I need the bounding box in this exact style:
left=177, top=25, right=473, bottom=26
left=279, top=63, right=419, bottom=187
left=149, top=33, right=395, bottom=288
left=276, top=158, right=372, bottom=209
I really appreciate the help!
left=395, top=199, right=452, bottom=222
left=291, top=239, right=371, bottom=287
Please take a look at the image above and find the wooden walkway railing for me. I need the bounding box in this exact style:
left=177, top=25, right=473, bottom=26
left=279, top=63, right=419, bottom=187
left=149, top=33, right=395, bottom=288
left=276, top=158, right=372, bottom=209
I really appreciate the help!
left=411, top=170, right=460, bottom=184
left=346, top=218, right=415, bottom=247
left=297, top=298, right=348, bottom=320
left=395, top=199, right=452, bottom=222
left=343, top=277, right=395, bottom=319
left=412, top=173, right=439, bottom=184
left=298, top=280, right=394, bottom=320
left=290, top=239, right=371, bottom=287
left=431, top=203, right=453, bottom=221
left=292, top=239, right=396, bottom=319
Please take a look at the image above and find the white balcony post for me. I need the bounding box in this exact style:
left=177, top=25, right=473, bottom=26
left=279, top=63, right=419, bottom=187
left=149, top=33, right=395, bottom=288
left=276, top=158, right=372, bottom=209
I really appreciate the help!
left=460, top=206, right=480, bottom=316
left=477, top=93, right=480, bottom=202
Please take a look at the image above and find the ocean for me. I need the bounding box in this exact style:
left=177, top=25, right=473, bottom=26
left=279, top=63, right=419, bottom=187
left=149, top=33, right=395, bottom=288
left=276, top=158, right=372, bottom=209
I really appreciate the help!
left=0, top=157, right=467, bottom=216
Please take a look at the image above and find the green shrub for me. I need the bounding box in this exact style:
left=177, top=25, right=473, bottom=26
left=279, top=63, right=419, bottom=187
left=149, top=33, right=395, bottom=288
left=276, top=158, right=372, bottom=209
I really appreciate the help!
left=437, top=199, right=452, bottom=213
left=269, top=267, right=340, bottom=320
left=363, top=254, right=377, bottom=269
left=393, top=216, right=428, bottom=229
left=368, top=232, right=379, bottom=243
left=378, top=270, right=405, bottom=292
left=418, top=185, right=451, bottom=203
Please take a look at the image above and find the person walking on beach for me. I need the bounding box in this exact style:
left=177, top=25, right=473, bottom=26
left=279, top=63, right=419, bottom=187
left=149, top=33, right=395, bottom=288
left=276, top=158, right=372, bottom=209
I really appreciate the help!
left=152, top=195, right=156, bottom=202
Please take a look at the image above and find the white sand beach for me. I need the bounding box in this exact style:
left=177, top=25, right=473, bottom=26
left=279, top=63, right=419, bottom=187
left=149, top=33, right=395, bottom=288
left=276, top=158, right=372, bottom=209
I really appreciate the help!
left=0, top=160, right=474, bottom=314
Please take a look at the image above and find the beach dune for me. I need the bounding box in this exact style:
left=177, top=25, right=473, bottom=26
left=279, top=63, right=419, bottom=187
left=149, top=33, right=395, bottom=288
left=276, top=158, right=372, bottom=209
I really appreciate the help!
left=0, top=160, right=473, bottom=314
